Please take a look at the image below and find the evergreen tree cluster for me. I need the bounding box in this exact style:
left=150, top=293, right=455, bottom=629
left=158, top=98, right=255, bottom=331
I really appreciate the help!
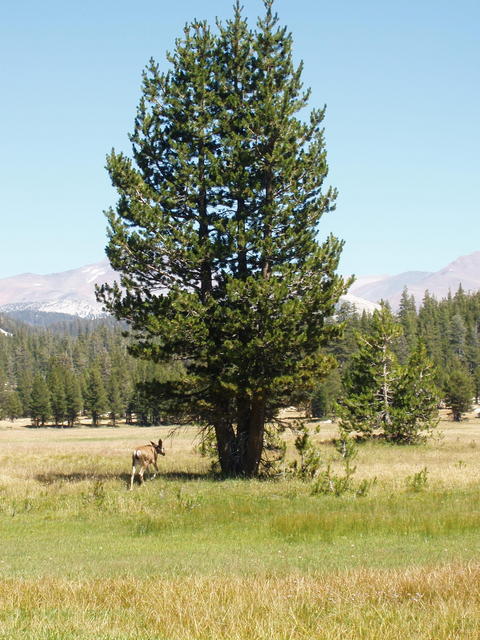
left=312, top=286, right=480, bottom=424
left=1, top=283, right=479, bottom=431
left=0, top=317, right=182, bottom=426
left=338, top=306, right=439, bottom=443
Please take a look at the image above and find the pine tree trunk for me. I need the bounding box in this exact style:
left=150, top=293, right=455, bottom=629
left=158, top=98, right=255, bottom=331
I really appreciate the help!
left=214, top=394, right=266, bottom=477
left=244, top=395, right=266, bottom=476
left=214, top=421, right=238, bottom=476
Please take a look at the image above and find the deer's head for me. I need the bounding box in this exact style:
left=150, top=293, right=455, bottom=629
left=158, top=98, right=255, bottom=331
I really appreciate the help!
left=151, top=439, right=166, bottom=456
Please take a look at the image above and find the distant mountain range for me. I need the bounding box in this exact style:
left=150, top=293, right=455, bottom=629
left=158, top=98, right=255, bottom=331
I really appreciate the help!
left=0, top=262, right=116, bottom=321
left=349, top=251, right=480, bottom=308
left=1, top=251, right=479, bottom=326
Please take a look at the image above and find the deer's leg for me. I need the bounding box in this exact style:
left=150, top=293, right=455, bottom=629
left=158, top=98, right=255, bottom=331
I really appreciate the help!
left=130, top=459, right=137, bottom=490
left=139, top=465, right=146, bottom=485
left=152, top=461, right=159, bottom=479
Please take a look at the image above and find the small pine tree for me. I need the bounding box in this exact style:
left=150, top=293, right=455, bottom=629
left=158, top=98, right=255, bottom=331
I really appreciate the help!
left=340, top=306, right=440, bottom=442
left=417, top=291, right=443, bottom=367
left=397, top=287, right=417, bottom=358
left=16, top=370, right=33, bottom=417
left=390, top=342, right=440, bottom=442
left=84, top=368, right=108, bottom=427
left=448, top=314, right=467, bottom=361
left=444, top=365, right=474, bottom=421
left=30, top=374, right=51, bottom=427
left=64, top=371, right=83, bottom=427
left=108, top=372, right=124, bottom=426
left=48, top=367, right=67, bottom=426
left=4, top=391, right=23, bottom=422
left=339, top=306, right=402, bottom=438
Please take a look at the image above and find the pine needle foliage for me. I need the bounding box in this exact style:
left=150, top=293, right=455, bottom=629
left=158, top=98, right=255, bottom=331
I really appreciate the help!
left=30, top=374, right=51, bottom=427
left=339, top=306, right=439, bottom=443
left=97, top=1, right=349, bottom=475
left=444, top=365, right=474, bottom=421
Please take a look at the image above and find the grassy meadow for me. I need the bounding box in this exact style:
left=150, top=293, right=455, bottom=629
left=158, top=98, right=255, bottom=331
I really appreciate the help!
left=1, top=411, right=480, bottom=639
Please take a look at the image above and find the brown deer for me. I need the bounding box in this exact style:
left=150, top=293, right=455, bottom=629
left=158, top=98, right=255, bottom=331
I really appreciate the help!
left=130, top=439, right=166, bottom=490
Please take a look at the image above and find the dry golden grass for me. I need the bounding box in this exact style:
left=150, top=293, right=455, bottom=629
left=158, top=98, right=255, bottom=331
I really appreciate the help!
left=1, top=565, right=480, bottom=639
left=0, top=421, right=209, bottom=488
left=2, top=411, right=480, bottom=638
left=276, top=409, right=480, bottom=496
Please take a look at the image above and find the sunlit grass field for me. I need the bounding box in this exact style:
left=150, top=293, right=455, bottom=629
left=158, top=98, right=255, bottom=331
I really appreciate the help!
left=1, top=411, right=480, bottom=639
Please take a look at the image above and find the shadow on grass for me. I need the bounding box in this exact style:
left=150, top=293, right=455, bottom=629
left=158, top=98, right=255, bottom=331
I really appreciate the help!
left=35, top=471, right=128, bottom=485
left=35, top=470, right=214, bottom=487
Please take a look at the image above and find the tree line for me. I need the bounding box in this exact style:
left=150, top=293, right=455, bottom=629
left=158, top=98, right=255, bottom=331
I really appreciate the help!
left=313, top=285, right=480, bottom=430
left=1, top=283, right=479, bottom=432
left=0, top=318, right=183, bottom=426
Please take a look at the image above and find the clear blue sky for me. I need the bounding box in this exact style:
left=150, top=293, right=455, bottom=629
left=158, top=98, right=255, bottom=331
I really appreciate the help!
left=1, top=0, right=478, bottom=279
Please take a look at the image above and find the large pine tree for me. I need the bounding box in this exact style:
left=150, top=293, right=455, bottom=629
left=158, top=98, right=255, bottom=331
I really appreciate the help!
left=98, top=1, right=348, bottom=475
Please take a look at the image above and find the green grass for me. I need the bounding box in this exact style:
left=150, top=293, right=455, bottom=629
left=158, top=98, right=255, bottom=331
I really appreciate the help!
left=1, top=418, right=480, bottom=638
left=2, top=477, right=480, bottom=578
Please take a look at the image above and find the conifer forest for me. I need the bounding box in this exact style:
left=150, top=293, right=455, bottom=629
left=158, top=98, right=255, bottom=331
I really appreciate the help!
left=1, top=285, right=479, bottom=431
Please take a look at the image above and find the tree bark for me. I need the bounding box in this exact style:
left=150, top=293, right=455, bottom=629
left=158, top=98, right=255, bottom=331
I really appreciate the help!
left=244, top=394, right=266, bottom=476
left=214, top=421, right=238, bottom=476
left=215, top=393, right=266, bottom=477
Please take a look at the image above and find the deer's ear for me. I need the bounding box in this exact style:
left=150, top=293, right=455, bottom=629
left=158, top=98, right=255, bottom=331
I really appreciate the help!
left=158, top=439, right=163, bottom=447
left=150, top=441, right=156, bottom=447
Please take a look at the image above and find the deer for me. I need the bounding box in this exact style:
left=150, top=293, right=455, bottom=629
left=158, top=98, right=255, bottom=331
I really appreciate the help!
left=130, top=439, right=166, bottom=490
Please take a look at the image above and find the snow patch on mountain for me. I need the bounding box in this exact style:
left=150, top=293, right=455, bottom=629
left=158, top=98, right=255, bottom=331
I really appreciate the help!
left=1, top=300, right=108, bottom=319
left=0, top=260, right=117, bottom=319
left=81, top=264, right=112, bottom=284
left=340, top=293, right=381, bottom=314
